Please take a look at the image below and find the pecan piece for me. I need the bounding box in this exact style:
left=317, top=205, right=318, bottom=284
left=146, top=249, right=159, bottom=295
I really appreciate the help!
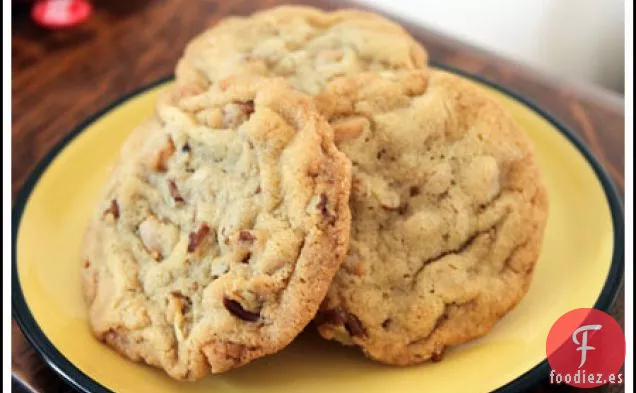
left=316, top=193, right=337, bottom=225
left=431, top=348, right=445, bottom=362
left=344, top=313, right=366, bottom=338
left=170, top=291, right=192, bottom=314
left=152, top=136, right=176, bottom=171
left=168, top=180, right=185, bottom=203
left=237, top=101, right=255, bottom=116
left=223, top=297, right=259, bottom=322
left=317, top=193, right=329, bottom=217
left=187, top=223, right=210, bottom=252
left=241, top=252, right=251, bottom=264
left=238, top=230, right=255, bottom=243
left=103, top=199, right=119, bottom=220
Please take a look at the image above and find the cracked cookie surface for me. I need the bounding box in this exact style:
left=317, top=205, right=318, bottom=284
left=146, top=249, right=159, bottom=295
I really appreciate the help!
left=175, top=5, right=428, bottom=95
left=313, top=70, right=548, bottom=365
left=81, top=77, right=351, bottom=379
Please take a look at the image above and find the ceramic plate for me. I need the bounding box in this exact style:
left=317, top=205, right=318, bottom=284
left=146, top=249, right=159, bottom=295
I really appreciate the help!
left=12, top=66, right=624, bottom=393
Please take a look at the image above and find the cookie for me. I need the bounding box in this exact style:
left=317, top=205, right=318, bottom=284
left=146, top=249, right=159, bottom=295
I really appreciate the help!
left=313, top=70, right=548, bottom=365
left=175, top=5, right=428, bottom=95
left=81, top=77, right=352, bottom=379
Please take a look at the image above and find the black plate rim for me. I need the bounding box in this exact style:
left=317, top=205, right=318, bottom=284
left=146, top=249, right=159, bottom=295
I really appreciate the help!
left=12, top=65, right=624, bottom=393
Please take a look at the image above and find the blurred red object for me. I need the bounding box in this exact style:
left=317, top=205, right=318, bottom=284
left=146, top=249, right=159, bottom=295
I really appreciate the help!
left=31, top=0, right=92, bottom=29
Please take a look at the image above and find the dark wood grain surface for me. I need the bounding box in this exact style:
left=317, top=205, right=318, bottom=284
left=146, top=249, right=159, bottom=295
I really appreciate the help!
left=11, top=0, right=624, bottom=392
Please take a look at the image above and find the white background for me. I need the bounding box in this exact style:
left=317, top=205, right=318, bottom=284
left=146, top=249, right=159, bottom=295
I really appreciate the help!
left=357, top=0, right=625, bottom=92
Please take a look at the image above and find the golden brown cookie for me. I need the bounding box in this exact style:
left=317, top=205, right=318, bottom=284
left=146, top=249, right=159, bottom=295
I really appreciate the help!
left=175, top=5, right=428, bottom=95
left=81, top=77, right=351, bottom=379
left=313, top=70, right=548, bottom=365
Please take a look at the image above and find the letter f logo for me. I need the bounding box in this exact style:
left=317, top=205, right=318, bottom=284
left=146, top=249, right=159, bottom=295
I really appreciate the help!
left=572, top=324, right=602, bottom=368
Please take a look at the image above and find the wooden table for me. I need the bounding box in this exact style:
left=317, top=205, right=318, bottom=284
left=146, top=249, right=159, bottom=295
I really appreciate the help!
left=11, top=0, right=624, bottom=392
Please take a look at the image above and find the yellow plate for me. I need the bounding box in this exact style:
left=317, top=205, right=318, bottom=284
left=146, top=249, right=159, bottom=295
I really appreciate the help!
left=12, top=67, right=624, bottom=393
